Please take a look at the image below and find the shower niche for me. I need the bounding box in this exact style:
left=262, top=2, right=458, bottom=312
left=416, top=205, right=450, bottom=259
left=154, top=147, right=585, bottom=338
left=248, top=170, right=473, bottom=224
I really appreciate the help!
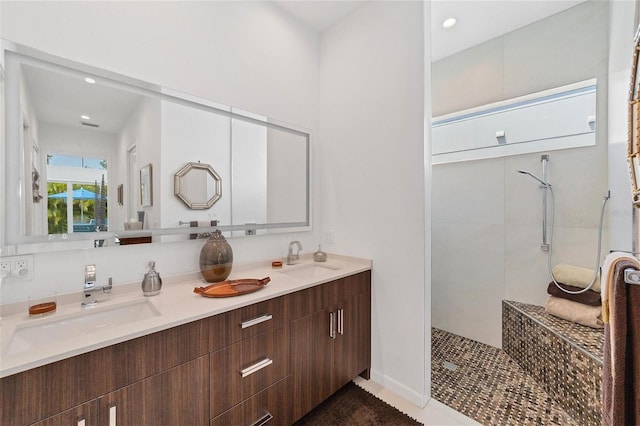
left=432, top=79, right=597, bottom=164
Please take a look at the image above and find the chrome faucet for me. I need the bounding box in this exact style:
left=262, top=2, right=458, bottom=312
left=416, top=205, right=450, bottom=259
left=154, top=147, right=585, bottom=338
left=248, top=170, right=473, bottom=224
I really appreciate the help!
left=82, top=264, right=112, bottom=307
left=286, top=241, right=303, bottom=265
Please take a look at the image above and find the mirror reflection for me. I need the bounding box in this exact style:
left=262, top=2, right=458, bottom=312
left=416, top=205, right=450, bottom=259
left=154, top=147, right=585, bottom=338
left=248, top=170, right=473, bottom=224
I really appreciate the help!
left=174, top=162, right=222, bottom=210
left=2, top=41, right=311, bottom=251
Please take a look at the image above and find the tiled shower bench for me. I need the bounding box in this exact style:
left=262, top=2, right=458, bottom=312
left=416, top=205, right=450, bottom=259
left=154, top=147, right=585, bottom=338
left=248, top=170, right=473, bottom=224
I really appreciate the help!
left=502, top=300, right=604, bottom=426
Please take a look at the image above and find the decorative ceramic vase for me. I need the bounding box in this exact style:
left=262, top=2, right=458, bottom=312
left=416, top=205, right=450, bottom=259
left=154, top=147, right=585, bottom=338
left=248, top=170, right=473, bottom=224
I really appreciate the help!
left=199, top=230, right=233, bottom=282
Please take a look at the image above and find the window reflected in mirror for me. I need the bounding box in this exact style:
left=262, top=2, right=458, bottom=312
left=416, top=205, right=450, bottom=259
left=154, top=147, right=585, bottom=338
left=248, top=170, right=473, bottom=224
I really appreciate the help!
left=46, top=154, right=108, bottom=234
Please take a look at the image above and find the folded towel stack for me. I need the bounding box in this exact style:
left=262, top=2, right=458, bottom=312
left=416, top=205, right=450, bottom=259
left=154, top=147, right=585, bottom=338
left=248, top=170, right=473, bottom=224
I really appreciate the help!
left=544, top=263, right=603, bottom=329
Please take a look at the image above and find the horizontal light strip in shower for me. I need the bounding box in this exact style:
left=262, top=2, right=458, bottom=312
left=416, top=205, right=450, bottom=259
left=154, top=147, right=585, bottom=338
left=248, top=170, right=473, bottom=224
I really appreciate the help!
left=432, top=79, right=596, bottom=127
left=432, top=132, right=593, bottom=156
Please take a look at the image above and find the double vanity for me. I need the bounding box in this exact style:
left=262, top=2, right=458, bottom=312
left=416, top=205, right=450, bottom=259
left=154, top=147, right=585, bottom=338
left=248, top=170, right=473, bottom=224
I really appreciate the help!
left=0, top=254, right=372, bottom=426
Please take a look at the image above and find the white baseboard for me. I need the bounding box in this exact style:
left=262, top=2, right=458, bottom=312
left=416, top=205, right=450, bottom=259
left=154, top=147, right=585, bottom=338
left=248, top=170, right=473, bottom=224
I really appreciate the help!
left=368, top=368, right=430, bottom=407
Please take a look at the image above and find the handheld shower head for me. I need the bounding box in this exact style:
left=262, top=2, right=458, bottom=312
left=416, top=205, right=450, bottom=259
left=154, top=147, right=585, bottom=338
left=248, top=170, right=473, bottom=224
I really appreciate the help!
left=517, top=169, right=551, bottom=187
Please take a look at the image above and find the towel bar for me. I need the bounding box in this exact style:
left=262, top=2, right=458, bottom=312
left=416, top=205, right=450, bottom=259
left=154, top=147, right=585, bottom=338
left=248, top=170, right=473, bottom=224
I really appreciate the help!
left=624, top=268, right=640, bottom=285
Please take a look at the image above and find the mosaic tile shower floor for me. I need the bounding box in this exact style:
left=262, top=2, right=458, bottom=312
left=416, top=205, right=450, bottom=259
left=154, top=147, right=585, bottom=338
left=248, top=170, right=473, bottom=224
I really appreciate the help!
left=431, top=328, right=577, bottom=425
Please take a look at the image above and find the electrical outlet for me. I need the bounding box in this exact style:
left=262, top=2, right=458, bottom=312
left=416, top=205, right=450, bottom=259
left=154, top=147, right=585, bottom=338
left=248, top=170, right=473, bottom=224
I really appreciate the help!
left=2, top=255, right=34, bottom=281
left=325, top=231, right=335, bottom=244
left=0, top=261, right=11, bottom=279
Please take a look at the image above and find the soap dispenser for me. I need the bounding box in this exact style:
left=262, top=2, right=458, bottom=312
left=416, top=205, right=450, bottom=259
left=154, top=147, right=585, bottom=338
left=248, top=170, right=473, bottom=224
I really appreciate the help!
left=313, top=245, right=327, bottom=262
left=142, top=261, right=162, bottom=296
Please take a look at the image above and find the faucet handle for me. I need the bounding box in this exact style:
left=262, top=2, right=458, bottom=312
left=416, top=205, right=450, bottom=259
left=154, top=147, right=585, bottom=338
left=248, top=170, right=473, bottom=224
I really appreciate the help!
left=85, top=264, right=96, bottom=286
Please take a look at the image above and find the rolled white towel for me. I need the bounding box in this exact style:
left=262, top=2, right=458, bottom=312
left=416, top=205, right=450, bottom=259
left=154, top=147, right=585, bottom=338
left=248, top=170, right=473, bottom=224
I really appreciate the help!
left=552, top=263, right=600, bottom=292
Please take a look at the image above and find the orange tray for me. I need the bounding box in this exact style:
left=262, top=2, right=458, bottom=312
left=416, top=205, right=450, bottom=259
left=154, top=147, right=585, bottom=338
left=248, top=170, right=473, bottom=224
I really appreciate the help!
left=194, top=277, right=270, bottom=298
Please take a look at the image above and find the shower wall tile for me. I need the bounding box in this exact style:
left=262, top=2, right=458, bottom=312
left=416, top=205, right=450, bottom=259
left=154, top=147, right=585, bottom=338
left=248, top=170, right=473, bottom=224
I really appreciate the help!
left=432, top=37, right=503, bottom=117
left=503, top=225, right=551, bottom=306
left=504, top=146, right=609, bottom=229
left=504, top=153, right=556, bottom=227
left=502, top=0, right=608, bottom=99
left=504, top=225, right=605, bottom=306
left=432, top=222, right=504, bottom=348
left=432, top=158, right=504, bottom=225
left=608, top=70, right=634, bottom=252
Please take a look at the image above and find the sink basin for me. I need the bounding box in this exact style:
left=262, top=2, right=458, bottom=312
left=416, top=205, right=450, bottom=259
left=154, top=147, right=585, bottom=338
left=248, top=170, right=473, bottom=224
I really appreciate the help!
left=277, top=263, right=342, bottom=280
left=4, top=299, right=161, bottom=356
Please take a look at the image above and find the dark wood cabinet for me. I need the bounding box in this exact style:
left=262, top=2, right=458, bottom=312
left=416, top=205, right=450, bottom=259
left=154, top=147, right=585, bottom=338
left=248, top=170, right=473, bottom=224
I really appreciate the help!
left=1, top=269, right=370, bottom=426
left=210, top=327, right=289, bottom=418
left=97, top=356, right=209, bottom=426
left=290, top=271, right=371, bottom=422
left=211, top=377, right=291, bottom=426
left=30, top=401, right=98, bottom=426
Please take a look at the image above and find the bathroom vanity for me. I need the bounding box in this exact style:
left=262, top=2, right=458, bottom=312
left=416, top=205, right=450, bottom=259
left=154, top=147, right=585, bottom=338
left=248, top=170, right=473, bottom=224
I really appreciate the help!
left=0, top=255, right=371, bottom=426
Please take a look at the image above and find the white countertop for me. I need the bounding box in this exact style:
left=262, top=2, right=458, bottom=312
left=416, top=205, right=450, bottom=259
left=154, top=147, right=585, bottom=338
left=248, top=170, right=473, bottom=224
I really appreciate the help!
left=0, top=254, right=371, bottom=378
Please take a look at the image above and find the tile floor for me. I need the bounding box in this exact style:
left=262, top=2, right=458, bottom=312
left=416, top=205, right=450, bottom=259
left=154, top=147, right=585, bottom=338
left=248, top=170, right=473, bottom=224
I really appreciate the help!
left=431, top=328, right=577, bottom=425
left=354, top=327, right=584, bottom=425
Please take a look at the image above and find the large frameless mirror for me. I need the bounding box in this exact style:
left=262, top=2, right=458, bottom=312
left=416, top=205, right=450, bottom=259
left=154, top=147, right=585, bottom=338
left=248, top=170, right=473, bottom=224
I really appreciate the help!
left=1, top=39, right=311, bottom=253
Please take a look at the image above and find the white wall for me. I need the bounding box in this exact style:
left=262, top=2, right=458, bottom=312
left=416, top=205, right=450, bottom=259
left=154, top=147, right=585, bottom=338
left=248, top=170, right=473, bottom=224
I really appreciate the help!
left=319, top=1, right=428, bottom=406
left=115, top=96, right=161, bottom=230
left=431, top=0, right=610, bottom=348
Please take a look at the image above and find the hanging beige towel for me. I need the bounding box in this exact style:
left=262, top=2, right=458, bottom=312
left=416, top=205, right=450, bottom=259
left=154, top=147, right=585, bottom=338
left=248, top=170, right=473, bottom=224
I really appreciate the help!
left=544, top=295, right=603, bottom=329
left=601, top=252, right=640, bottom=426
left=551, top=263, right=600, bottom=292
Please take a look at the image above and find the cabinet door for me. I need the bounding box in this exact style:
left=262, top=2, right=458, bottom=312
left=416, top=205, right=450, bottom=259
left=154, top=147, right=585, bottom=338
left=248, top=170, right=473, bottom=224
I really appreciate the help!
left=30, top=400, right=98, bottom=426
left=98, top=356, right=208, bottom=426
left=334, top=293, right=370, bottom=387
left=290, top=308, right=334, bottom=421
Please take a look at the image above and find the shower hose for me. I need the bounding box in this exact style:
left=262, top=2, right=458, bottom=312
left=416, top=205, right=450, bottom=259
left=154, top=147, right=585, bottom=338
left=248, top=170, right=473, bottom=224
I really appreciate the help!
left=546, top=185, right=610, bottom=295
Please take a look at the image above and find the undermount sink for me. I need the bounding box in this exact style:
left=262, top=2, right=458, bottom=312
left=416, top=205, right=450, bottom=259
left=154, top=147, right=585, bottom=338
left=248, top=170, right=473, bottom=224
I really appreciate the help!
left=277, top=262, right=342, bottom=280
left=4, top=299, right=161, bottom=356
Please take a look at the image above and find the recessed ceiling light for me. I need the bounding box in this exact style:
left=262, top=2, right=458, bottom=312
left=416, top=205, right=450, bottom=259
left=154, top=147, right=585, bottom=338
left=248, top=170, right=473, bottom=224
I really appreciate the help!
left=81, top=115, right=91, bottom=120
left=84, top=77, right=96, bottom=84
left=442, top=18, right=457, bottom=29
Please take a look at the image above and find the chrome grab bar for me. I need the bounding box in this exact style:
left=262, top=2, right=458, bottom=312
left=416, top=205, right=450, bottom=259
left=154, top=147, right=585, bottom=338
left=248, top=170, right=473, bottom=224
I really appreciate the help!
left=541, top=154, right=550, bottom=251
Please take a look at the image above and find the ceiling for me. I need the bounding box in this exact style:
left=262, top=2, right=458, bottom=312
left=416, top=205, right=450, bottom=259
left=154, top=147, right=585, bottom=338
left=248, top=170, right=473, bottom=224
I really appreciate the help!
left=23, top=64, right=142, bottom=134
left=273, top=0, right=588, bottom=61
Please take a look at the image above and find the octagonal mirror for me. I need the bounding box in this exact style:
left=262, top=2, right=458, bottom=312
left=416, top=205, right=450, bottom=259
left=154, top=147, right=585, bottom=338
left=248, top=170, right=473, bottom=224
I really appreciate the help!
left=174, top=162, right=222, bottom=210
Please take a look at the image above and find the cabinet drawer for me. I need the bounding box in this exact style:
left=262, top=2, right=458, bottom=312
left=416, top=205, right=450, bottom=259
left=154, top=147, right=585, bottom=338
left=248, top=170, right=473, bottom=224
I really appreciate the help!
left=211, top=377, right=290, bottom=426
left=210, top=327, right=289, bottom=417
left=228, top=297, right=288, bottom=343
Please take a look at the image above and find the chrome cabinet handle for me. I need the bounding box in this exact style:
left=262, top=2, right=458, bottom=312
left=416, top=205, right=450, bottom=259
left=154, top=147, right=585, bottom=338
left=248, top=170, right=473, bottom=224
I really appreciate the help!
left=109, top=405, right=116, bottom=426
left=250, top=412, right=273, bottom=426
left=338, top=308, right=344, bottom=335
left=240, top=358, right=273, bottom=378
left=241, top=314, right=273, bottom=329
left=330, top=312, right=336, bottom=339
